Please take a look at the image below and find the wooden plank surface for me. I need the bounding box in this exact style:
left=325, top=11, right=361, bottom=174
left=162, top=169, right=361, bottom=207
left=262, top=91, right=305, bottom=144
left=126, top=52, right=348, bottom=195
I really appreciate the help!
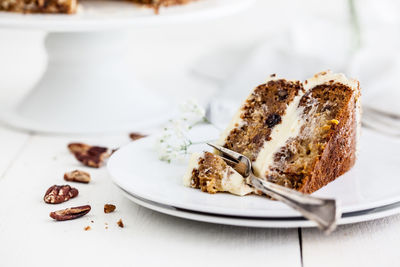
left=302, top=216, right=400, bottom=267
left=0, top=131, right=302, bottom=267
left=0, top=125, right=30, bottom=178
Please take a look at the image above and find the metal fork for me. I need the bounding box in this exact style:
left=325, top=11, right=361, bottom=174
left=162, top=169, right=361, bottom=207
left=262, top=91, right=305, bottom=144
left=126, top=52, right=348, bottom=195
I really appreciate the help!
left=207, top=143, right=341, bottom=234
left=362, top=106, right=400, bottom=137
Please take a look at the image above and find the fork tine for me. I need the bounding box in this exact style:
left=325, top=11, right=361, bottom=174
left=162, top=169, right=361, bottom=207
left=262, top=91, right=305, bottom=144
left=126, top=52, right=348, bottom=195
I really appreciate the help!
left=219, top=155, right=237, bottom=166
left=218, top=154, right=248, bottom=177
left=206, top=143, right=242, bottom=162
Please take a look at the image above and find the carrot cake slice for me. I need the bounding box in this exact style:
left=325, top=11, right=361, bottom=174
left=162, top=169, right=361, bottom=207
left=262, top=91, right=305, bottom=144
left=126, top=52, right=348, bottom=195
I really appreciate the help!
left=183, top=71, right=361, bottom=195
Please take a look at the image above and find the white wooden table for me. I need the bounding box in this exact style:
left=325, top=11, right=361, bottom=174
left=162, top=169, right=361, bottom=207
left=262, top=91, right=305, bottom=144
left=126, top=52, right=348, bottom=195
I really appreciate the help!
left=1, top=1, right=400, bottom=265
left=1, top=115, right=400, bottom=267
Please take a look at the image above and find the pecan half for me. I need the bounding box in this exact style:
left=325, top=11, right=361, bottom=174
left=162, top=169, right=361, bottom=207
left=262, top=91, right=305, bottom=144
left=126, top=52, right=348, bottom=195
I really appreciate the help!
left=104, top=204, right=116, bottom=213
left=64, top=170, right=91, bottom=183
left=44, top=185, right=79, bottom=204
left=68, top=143, right=111, bottom=168
left=50, top=205, right=91, bottom=221
left=129, top=132, right=147, bottom=141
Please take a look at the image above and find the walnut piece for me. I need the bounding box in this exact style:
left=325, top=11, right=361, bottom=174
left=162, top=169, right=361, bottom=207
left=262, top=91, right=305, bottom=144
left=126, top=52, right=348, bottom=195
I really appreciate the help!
left=64, top=170, right=91, bottom=183
left=129, top=132, right=147, bottom=141
left=117, top=219, right=124, bottom=228
left=104, top=204, right=116, bottom=213
left=50, top=205, right=91, bottom=221
left=68, top=143, right=111, bottom=168
left=44, top=185, right=78, bottom=204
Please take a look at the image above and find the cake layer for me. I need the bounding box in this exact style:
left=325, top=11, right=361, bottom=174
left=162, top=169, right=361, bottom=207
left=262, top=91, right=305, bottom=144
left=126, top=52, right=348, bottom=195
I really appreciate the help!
left=266, top=71, right=360, bottom=193
left=183, top=152, right=253, bottom=196
left=217, top=75, right=304, bottom=175
left=0, top=0, right=77, bottom=13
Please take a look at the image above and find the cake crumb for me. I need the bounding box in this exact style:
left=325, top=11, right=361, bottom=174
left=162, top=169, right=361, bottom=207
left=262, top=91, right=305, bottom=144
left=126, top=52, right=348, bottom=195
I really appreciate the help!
left=129, top=132, right=147, bottom=141
left=104, top=204, right=116, bottom=213
left=84, top=226, right=91, bottom=231
left=117, top=219, right=124, bottom=228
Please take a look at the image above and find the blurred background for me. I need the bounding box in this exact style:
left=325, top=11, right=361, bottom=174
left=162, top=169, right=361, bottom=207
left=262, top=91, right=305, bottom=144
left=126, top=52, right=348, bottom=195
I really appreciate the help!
left=0, top=0, right=399, bottom=133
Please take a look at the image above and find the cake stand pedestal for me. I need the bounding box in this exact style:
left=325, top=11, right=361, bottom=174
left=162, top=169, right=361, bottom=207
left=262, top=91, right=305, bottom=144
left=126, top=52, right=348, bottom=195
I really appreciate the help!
left=2, top=32, right=174, bottom=133
left=0, top=0, right=254, bottom=134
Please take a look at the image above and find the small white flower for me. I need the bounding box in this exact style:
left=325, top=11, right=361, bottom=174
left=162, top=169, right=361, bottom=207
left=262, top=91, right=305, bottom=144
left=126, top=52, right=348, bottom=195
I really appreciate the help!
left=178, top=99, right=206, bottom=127
left=155, top=100, right=207, bottom=163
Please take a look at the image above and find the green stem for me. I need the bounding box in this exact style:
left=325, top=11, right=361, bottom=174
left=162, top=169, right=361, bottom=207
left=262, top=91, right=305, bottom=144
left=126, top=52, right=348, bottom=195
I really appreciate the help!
left=349, top=0, right=361, bottom=52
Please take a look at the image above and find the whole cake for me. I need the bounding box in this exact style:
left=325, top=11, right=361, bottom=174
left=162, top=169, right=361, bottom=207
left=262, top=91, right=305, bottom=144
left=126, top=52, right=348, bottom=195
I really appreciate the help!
left=184, top=71, right=361, bottom=195
left=0, top=0, right=193, bottom=14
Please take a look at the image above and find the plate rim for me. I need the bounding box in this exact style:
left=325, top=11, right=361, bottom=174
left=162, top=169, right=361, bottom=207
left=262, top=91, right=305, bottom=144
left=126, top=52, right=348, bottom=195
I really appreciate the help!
left=116, top=185, right=400, bottom=228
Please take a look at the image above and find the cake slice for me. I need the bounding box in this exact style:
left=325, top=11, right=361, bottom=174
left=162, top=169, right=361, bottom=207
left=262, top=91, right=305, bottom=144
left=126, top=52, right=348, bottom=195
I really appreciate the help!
left=183, top=71, right=361, bottom=195
left=0, top=0, right=77, bottom=13
left=183, top=151, right=254, bottom=196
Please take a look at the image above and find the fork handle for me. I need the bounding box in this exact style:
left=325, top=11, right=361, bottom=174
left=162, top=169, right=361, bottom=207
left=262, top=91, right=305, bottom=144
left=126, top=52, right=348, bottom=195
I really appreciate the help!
left=249, top=175, right=340, bottom=233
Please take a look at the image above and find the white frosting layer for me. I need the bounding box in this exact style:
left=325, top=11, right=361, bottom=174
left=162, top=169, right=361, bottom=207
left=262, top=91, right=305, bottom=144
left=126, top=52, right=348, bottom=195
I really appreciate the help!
left=304, top=71, right=359, bottom=92
left=183, top=152, right=253, bottom=196
left=305, top=70, right=361, bottom=152
left=253, top=92, right=306, bottom=177
left=183, top=153, right=201, bottom=187
left=220, top=167, right=254, bottom=196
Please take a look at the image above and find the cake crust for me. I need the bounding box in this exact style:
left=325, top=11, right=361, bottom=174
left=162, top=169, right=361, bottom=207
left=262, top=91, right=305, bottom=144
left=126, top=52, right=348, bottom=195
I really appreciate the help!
left=298, top=82, right=359, bottom=193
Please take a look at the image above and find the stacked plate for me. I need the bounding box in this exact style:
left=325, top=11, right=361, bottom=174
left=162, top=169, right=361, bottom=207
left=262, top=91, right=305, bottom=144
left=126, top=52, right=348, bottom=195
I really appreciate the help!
left=108, top=126, right=400, bottom=228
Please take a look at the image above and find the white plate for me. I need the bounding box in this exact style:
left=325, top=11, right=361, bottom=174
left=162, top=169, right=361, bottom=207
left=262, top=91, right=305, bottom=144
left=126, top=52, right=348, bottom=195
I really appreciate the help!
left=0, top=0, right=254, bottom=31
left=108, top=126, right=400, bottom=218
left=117, top=185, right=400, bottom=228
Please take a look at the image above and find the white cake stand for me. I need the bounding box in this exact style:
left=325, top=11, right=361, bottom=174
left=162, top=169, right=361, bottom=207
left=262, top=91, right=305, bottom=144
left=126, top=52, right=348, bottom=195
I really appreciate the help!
left=0, top=0, right=253, bottom=134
